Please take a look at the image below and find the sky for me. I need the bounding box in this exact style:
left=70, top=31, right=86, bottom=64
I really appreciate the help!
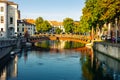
left=10, top=0, right=85, bottom=21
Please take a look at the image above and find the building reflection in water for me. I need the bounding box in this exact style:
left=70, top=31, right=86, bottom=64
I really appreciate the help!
left=50, top=40, right=66, bottom=49
left=0, top=68, right=6, bottom=80
left=94, top=50, right=120, bottom=80
left=0, top=40, right=119, bottom=80
left=79, top=46, right=120, bottom=80
left=24, top=48, right=28, bottom=63
left=11, top=55, right=18, bottom=78
left=0, top=55, right=18, bottom=80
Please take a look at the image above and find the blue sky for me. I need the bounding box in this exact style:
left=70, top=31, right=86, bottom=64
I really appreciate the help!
left=10, top=0, right=85, bottom=21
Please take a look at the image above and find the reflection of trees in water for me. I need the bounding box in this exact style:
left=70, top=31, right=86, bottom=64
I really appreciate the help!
left=80, top=53, right=114, bottom=80
left=64, top=41, right=85, bottom=49
left=80, top=54, right=94, bottom=80
left=94, top=51, right=120, bottom=80
left=35, top=40, right=50, bottom=49
left=34, top=40, right=85, bottom=49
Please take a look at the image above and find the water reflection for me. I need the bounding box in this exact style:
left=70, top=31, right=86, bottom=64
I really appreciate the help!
left=35, top=40, right=85, bottom=49
left=0, top=55, right=18, bottom=80
left=0, top=40, right=120, bottom=80
left=80, top=49, right=120, bottom=80
left=93, top=50, right=120, bottom=80
left=24, top=48, right=28, bottom=63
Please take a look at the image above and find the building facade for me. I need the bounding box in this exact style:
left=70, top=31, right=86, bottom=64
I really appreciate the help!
left=49, top=21, right=65, bottom=34
left=17, top=20, right=35, bottom=36
left=0, top=0, right=18, bottom=38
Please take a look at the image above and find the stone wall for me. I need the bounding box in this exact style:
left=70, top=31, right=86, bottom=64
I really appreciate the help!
left=0, top=38, right=17, bottom=59
left=93, top=42, right=120, bottom=61
left=0, top=38, right=17, bottom=48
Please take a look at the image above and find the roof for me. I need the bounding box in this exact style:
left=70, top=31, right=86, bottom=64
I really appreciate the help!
left=0, top=0, right=18, bottom=5
left=74, top=21, right=79, bottom=25
left=49, top=21, right=63, bottom=27
left=17, top=20, right=35, bottom=26
left=23, top=19, right=35, bottom=24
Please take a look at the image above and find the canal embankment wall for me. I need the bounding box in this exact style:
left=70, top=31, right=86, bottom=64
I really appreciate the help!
left=0, top=37, right=26, bottom=60
left=0, top=38, right=17, bottom=60
left=93, top=42, right=120, bottom=61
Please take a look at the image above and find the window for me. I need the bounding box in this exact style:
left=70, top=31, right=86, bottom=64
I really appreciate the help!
left=10, top=17, right=13, bottom=24
left=17, top=28, right=19, bottom=32
left=1, top=34, right=2, bottom=36
left=22, top=28, right=24, bottom=32
left=1, top=16, right=4, bottom=23
left=0, top=7, right=4, bottom=12
left=1, top=28, right=3, bottom=31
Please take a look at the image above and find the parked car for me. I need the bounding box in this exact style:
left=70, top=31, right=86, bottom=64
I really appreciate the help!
left=116, top=37, right=120, bottom=42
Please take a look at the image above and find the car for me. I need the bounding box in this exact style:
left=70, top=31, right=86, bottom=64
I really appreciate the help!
left=116, top=37, right=120, bottom=42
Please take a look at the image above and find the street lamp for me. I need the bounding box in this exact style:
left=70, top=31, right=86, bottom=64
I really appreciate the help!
left=115, top=18, right=118, bottom=43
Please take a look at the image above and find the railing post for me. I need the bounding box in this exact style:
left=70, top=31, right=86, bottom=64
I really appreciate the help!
left=115, top=18, right=118, bottom=43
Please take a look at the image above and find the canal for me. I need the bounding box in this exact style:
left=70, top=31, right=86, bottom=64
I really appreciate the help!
left=0, top=40, right=120, bottom=80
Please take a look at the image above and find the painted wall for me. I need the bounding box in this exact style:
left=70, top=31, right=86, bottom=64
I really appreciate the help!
left=0, top=3, right=7, bottom=37
left=0, top=2, right=18, bottom=38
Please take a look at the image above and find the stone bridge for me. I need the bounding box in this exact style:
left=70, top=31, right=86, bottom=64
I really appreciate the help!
left=28, top=34, right=92, bottom=44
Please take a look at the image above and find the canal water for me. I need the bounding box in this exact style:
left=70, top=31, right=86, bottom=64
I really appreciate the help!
left=0, top=40, right=120, bottom=80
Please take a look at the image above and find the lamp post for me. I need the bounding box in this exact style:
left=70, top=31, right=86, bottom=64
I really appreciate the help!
left=115, top=18, right=118, bottom=43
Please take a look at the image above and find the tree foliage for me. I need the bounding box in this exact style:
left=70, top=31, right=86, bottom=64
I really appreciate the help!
left=100, top=0, right=120, bottom=22
left=35, top=17, right=43, bottom=32
left=55, top=27, right=62, bottom=34
left=35, top=17, right=52, bottom=33
left=73, top=21, right=80, bottom=34
left=80, top=0, right=120, bottom=33
left=41, top=20, right=52, bottom=32
left=63, top=18, right=74, bottom=33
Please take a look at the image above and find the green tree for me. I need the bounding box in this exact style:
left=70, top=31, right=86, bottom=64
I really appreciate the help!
left=99, top=0, right=120, bottom=22
left=35, top=17, right=52, bottom=33
left=80, top=0, right=97, bottom=32
left=63, top=18, right=74, bottom=33
left=35, top=17, right=44, bottom=32
left=80, top=0, right=120, bottom=31
left=73, top=21, right=80, bottom=34
left=41, top=20, right=52, bottom=33
left=55, top=27, right=62, bottom=34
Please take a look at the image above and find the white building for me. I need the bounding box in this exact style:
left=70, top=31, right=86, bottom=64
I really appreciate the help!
left=49, top=21, right=65, bottom=34
left=0, top=0, right=18, bottom=38
left=17, top=20, right=35, bottom=36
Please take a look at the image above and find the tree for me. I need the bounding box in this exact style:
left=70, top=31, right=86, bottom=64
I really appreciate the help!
left=35, top=17, right=52, bottom=33
left=41, top=20, right=52, bottom=33
left=99, top=0, right=120, bottom=22
left=35, top=17, right=44, bottom=32
left=80, top=0, right=120, bottom=38
left=80, top=0, right=97, bottom=31
left=55, top=27, right=62, bottom=34
left=73, top=21, right=80, bottom=34
left=63, top=18, right=74, bottom=33
left=81, top=0, right=120, bottom=29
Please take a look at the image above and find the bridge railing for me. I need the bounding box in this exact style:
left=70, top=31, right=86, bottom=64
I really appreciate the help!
left=30, top=34, right=91, bottom=43
left=32, top=34, right=91, bottom=39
